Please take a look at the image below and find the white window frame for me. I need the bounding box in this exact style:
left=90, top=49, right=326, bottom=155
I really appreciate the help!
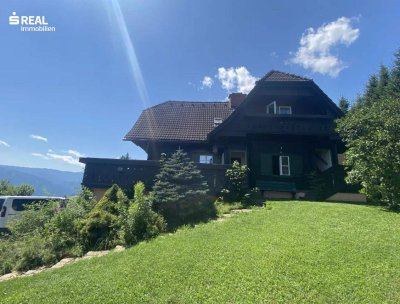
left=214, top=118, right=222, bottom=127
left=199, top=155, right=213, bottom=164
left=266, top=101, right=276, bottom=114
left=279, top=106, right=292, bottom=115
left=279, top=155, right=290, bottom=176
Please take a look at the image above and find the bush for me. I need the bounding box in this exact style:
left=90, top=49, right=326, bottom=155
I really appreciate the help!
left=220, top=161, right=261, bottom=205
left=121, top=182, right=166, bottom=246
left=0, top=239, right=17, bottom=275
left=220, top=161, right=249, bottom=202
left=0, top=188, right=96, bottom=274
left=152, top=150, right=215, bottom=229
left=79, top=184, right=128, bottom=250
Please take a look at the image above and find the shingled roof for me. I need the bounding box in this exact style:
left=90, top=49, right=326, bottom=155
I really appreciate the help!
left=125, top=70, right=325, bottom=143
left=124, top=101, right=234, bottom=142
left=259, top=70, right=311, bottom=82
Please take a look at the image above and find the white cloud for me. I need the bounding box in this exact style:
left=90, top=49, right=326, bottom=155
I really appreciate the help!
left=30, top=134, right=48, bottom=142
left=0, top=140, right=10, bottom=148
left=201, top=76, right=214, bottom=89
left=47, top=153, right=84, bottom=167
left=67, top=149, right=85, bottom=158
left=32, top=152, right=50, bottom=160
left=290, top=17, right=360, bottom=77
left=217, top=66, right=257, bottom=94
left=32, top=149, right=85, bottom=167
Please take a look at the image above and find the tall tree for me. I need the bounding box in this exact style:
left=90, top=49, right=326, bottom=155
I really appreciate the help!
left=389, top=49, right=400, bottom=98
left=337, top=48, right=400, bottom=210
left=364, top=74, right=380, bottom=106
left=378, top=65, right=390, bottom=97
left=338, top=97, right=350, bottom=114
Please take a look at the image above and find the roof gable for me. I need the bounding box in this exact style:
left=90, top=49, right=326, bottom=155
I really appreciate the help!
left=259, top=70, right=311, bottom=82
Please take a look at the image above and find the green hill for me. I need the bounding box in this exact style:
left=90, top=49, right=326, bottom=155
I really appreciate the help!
left=1, top=202, right=400, bottom=303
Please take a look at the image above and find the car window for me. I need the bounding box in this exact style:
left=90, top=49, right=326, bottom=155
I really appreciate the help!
left=11, top=199, right=42, bottom=211
left=0, top=199, right=4, bottom=210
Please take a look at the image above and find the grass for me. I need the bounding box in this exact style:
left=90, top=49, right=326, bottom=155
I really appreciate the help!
left=1, top=201, right=400, bottom=303
left=215, top=200, right=245, bottom=215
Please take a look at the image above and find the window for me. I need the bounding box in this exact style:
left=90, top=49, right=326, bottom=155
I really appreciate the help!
left=0, top=199, right=4, bottom=210
left=279, top=106, right=292, bottom=115
left=214, top=118, right=222, bottom=127
left=279, top=156, right=290, bottom=176
left=199, top=155, right=213, bottom=164
left=266, top=101, right=276, bottom=114
left=12, top=199, right=40, bottom=211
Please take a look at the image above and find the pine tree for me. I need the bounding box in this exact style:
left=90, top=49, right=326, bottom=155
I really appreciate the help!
left=152, top=150, right=208, bottom=208
left=364, top=74, right=380, bottom=105
left=338, top=97, right=350, bottom=114
left=152, top=150, right=212, bottom=228
left=389, top=49, right=400, bottom=98
left=378, top=65, right=390, bottom=97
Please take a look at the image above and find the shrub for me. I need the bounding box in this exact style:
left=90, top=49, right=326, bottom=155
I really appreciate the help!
left=220, top=161, right=261, bottom=205
left=0, top=188, right=96, bottom=274
left=121, top=182, right=166, bottom=246
left=152, top=150, right=215, bottom=229
left=79, top=184, right=128, bottom=250
left=220, top=161, right=249, bottom=202
left=0, top=239, right=17, bottom=275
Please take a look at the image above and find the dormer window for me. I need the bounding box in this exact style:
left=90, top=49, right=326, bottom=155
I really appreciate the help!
left=214, top=118, right=222, bottom=127
left=266, top=101, right=276, bottom=114
left=279, top=106, right=292, bottom=115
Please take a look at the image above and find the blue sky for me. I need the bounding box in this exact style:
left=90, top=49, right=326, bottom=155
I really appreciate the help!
left=0, top=0, right=399, bottom=172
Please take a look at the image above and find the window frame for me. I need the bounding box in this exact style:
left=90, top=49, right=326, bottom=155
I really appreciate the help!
left=279, top=155, right=291, bottom=176
left=199, top=154, right=213, bottom=164
left=266, top=101, right=276, bottom=114
left=278, top=106, right=292, bottom=115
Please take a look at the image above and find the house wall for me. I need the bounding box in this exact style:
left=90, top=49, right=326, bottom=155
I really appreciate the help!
left=80, top=158, right=229, bottom=201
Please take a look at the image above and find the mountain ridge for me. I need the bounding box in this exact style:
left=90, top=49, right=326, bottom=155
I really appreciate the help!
left=0, top=164, right=83, bottom=196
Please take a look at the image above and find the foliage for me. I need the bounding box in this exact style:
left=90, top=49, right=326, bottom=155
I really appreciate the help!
left=0, top=179, right=34, bottom=196
left=220, top=161, right=249, bottom=202
left=337, top=97, right=400, bottom=209
left=338, top=96, right=350, bottom=114
left=121, top=182, right=166, bottom=246
left=79, top=184, right=129, bottom=250
left=152, top=150, right=214, bottom=229
left=2, top=202, right=400, bottom=303
left=0, top=188, right=95, bottom=274
left=337, top=48, right=400, bottom=210
left=219, top=161, right=261, bottom=205
left=120, top=153, right=131, bottom=160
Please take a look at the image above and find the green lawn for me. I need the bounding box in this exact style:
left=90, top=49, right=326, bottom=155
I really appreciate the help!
left=1, top=202, right=400, bottom=303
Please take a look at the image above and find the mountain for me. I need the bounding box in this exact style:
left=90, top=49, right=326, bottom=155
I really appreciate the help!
left=0, top=165, right=83, bottom=196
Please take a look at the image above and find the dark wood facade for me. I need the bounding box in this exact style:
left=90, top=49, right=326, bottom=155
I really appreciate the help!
left=81, top=70, right=349, bottom=198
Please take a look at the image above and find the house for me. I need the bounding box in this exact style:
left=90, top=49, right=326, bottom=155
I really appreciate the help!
left=80, top=70, right=362, bottom=201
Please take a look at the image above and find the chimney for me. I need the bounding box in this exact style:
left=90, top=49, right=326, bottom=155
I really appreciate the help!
left=228, top=93, right=247, bottom=108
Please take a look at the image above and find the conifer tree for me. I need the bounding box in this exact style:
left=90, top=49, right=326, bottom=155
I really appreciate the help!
left=338, top=97, right=350, bottom=114
left=152, top=149, right=212, bottom=228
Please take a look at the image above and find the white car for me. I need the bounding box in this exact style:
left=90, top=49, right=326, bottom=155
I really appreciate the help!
left=0, top=196, right=66, bottom=232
